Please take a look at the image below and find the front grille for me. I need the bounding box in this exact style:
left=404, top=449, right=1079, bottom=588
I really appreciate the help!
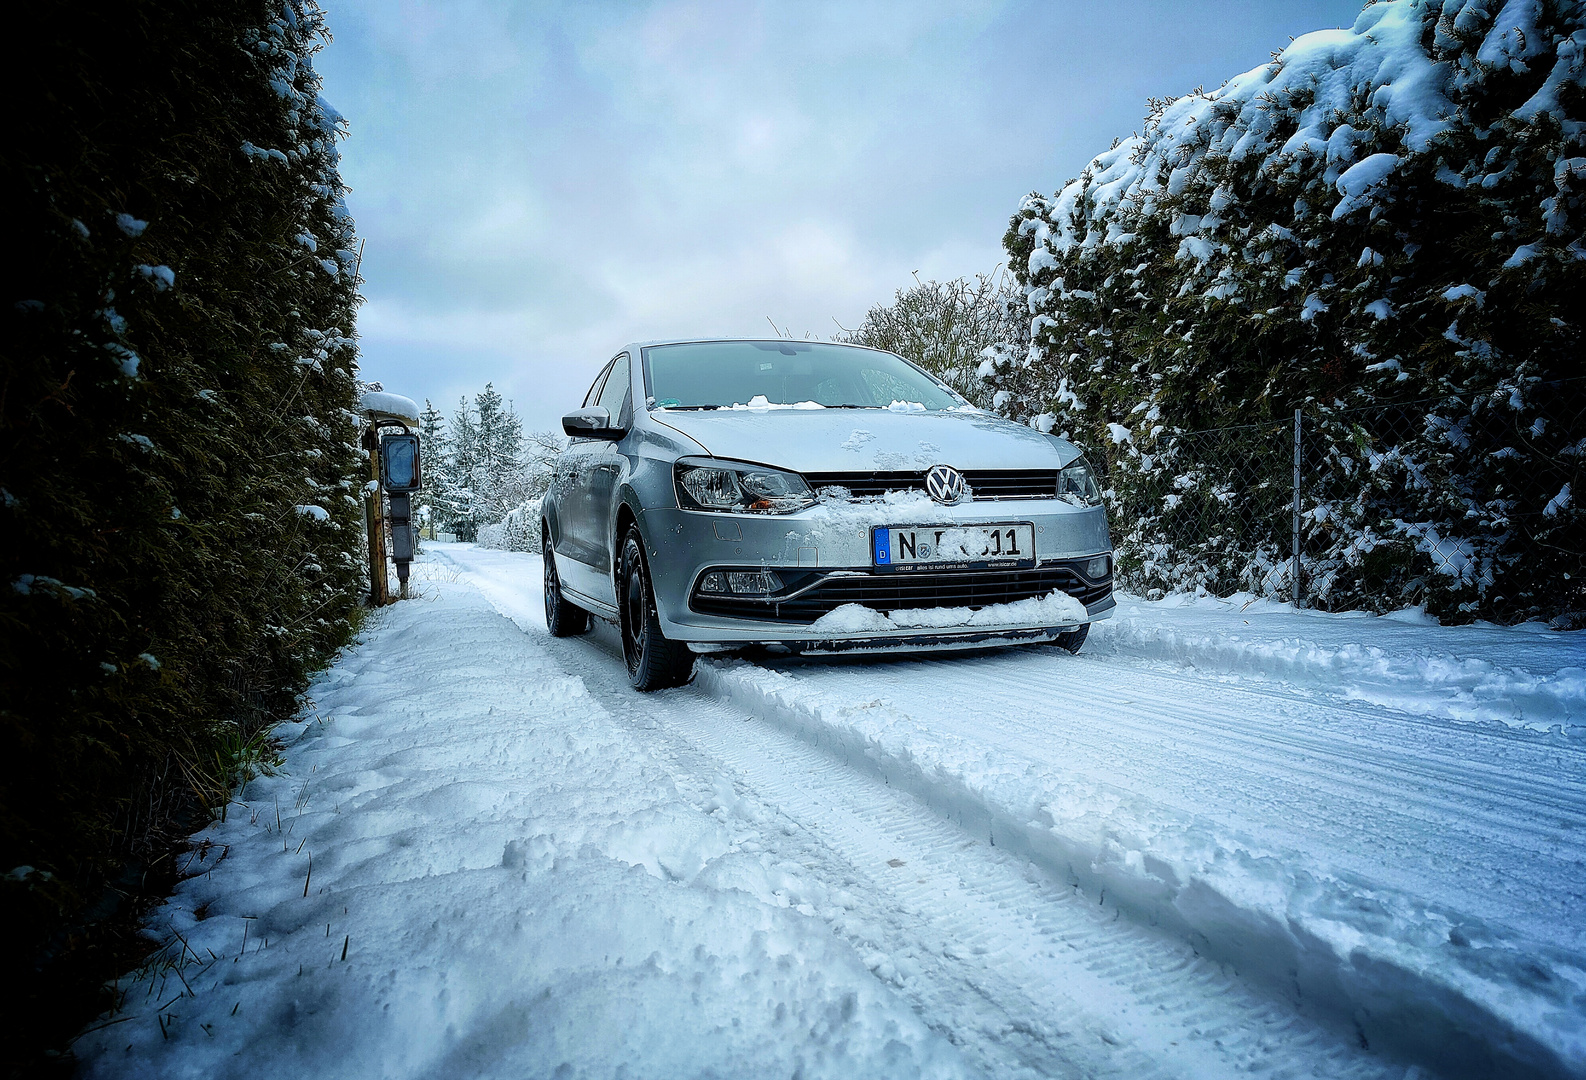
left=691, top=564, right=1112, bottom=624
left=805, top=470, right=1058, bottom=500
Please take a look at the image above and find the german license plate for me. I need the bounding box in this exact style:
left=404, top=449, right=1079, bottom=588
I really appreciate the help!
left=872, top=523, right=1036, bottom=571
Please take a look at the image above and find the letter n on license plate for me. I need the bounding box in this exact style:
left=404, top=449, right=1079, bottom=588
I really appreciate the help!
left=872, top=523, right=1036, bottom=571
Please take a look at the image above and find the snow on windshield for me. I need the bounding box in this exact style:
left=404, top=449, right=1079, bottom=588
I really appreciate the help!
left=644, top=341, right=963, bottom=411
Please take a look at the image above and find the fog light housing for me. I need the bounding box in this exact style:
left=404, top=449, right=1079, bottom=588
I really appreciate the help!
left=701, top=572, right=728, bottom=593
left=726, top=570, right=782, bottom=595
left=1085, top=555, right=1110, bottom=579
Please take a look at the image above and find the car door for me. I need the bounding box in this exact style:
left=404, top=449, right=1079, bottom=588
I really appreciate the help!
left=583, top=353, right=632, bottom=604
left=553, top=360, right=613, bottom=599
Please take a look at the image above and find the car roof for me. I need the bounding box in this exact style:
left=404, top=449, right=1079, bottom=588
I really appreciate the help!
left=617, top=337, right=895, bottom=357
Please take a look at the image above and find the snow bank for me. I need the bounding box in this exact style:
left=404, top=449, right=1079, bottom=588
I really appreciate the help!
left=1090, top=593, right=1586, bottom=734
left=76, top=584, right=965, bottom=1079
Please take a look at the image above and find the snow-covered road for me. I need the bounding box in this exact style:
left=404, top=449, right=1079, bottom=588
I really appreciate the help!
left=80, top=545, right=1585, bottom=1079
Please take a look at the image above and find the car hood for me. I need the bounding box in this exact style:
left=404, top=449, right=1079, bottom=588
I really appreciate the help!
left=648, top=407, right=1081, bottom=473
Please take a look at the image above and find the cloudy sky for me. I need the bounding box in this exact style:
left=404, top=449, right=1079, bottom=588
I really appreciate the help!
left=316, top=0, right=1365, bottom=433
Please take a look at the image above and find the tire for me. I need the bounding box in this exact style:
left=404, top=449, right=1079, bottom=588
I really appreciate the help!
left=618, top=527, right=693, bottom=691
left=543, top=527, right=590, bottom=637
left=1053, top=622, right=1089, bottom=654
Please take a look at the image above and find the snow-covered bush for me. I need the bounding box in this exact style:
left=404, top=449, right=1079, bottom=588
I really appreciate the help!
left=991, top=0, right=1584, bottom=621
left=476, top=497, right=544, bottom=552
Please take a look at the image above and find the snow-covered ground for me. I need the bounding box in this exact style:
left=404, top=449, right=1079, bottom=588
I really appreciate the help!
left=79, top=544, right=1586, bottom=1079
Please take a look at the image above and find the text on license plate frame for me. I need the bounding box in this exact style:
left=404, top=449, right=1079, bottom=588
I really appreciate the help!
left=871, top=522, right=1036, bottom=571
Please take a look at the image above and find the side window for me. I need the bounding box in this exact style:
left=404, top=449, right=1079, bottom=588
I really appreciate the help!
left=595, top=354, right=631, bottom=421
left=582, top=361, right=614, bottom=408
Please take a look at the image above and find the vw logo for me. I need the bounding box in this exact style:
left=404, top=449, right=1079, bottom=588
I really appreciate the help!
left=924, top=464, right=966, bottom=505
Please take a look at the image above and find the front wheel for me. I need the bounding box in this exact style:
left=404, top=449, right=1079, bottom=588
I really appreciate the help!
left=618, top=527, right=693, bottom=691
left=1053, top=623, right=1089, bottom=654
left=543, top=527, right=589, bottom=637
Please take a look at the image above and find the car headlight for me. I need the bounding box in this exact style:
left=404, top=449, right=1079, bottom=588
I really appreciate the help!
left=1057, top=458, right=1103, bottom=507
left=675, top=458, right=816, bottom=514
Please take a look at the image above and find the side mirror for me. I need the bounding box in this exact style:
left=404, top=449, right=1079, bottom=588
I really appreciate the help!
left=562, top=407, right=623, bottom=439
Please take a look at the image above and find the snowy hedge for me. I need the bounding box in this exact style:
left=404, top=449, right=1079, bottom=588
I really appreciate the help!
left=1, top=0, right=364, bottom=1034
left=988, top=0, right=1584, bottom=621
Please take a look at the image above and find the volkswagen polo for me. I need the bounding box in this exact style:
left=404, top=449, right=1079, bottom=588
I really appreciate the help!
left=542, top=339, right=1114, bottom=690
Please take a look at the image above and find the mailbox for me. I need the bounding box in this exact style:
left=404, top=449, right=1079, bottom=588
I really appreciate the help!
left=380, top=434, right=421, bottom=493
left=379, top=433, right=422, bottom=587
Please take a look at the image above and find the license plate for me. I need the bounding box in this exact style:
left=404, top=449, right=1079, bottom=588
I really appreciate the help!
left=872, top=523, right=1036, bottom=571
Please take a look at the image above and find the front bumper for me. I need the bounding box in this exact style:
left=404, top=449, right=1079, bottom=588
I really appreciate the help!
left=639, top=498, right=1113, bottom=645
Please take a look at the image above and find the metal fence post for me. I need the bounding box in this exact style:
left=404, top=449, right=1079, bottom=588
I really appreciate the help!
left=1292, top=408, right=1303, bottom=608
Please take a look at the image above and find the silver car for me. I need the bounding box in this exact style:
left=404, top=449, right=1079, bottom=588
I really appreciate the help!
left=542, top=339, right=1114, bottom=690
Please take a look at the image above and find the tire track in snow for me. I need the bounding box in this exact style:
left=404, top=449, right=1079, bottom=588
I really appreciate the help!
left=648, top=690, right=1399, bottom=1080
left=429, top=548, right=1401, bottom=1079
left=746, top=650, right=1586, bottom=949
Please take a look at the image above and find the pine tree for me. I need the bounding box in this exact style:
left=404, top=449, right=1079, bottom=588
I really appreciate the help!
left=448, top=394, right=480, bottom=539
left=416, top=399, right=455, bottom=534
left=445, top=384, right=526, bottom=540
left=473, top=383, right=525, bottom=522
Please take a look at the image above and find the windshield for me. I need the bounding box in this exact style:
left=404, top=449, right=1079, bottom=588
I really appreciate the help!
left=642, top=341, right=965, bottom=411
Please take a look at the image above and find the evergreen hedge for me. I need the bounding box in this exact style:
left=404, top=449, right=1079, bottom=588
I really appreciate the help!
left=0, top=0, right=363, bottom=1055
left=987, top=0, right=1584, bottom=621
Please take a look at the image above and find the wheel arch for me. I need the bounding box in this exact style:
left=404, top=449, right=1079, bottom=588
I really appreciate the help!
left=614, top=498, right=640, bottom=547
left=610, top=493, right=642, bottom=594
left=542, top=499, right=563, bottom=550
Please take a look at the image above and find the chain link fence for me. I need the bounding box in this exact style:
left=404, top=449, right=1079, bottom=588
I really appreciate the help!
left=1094, top=378, right=1585, bottom=626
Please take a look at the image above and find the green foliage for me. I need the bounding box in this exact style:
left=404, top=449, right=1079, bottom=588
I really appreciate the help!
left=0, top=0, right=364, bottom=1052
left=988, top=0, right=1584, bottom=621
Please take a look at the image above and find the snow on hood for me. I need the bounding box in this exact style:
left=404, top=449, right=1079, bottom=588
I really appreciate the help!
left=651, top=407, right=1081, bottom=474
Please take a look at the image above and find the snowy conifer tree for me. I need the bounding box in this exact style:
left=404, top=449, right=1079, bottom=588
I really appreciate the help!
left=415, top=399, right=456, bottom=535
left=446, top=384, right=527, bottom=540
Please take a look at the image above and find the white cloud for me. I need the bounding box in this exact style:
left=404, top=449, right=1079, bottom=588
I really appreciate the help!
left=318, top=0, right=1367, bottom=431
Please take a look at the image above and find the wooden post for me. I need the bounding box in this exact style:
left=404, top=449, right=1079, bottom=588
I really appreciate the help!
left=363, top=427, right=390, bottom=606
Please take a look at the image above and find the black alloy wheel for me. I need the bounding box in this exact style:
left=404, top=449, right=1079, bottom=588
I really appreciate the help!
left=618, top=527, right=694, bottom=691
left=1053, top=622, right=1089, bottom=654
left=543, top=527, right=589, bottom=637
